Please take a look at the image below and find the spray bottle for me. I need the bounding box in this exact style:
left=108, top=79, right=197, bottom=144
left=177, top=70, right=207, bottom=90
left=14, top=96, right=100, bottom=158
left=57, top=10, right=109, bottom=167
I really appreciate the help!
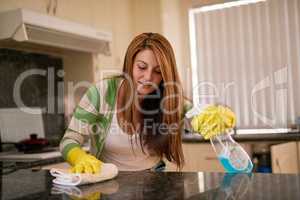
left=186, top=105, right=253, bottom=173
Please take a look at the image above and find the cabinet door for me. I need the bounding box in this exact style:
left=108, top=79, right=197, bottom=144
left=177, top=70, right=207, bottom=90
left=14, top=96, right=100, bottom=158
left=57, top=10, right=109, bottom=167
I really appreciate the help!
left=164, top=143, right=223, bottom=172
left=165, top=143, right=252, bottom=172
left=271, top=142, right=299, bottom=174
left=54, top=0, right=92, bottom=26
left=299, top=142, right=300, bottom=170
left=182, top=143, right=224, bottom=172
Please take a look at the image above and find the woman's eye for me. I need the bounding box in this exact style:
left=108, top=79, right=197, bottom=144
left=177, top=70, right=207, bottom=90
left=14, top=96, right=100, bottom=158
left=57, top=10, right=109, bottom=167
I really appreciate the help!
left=138, top=65, right=146, bottom=70
left=155, top=70, right=161, bottom=74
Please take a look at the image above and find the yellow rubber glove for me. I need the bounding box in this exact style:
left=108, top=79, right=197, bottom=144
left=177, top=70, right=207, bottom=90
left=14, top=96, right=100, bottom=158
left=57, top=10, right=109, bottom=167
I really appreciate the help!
left=67, top=147, right=102, bottom=174
left=191, top=105, right=236, bottom=140
left=70, top=192, right=101, bottom=200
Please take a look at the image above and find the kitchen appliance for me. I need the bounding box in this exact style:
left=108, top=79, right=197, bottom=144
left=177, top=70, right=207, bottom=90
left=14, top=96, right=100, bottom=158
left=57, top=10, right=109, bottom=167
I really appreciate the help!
left=0, top=108, right=45, bottom=143
left=15, top=133, right=49, bottom=153
left=0, top=8, right=112, bottom=54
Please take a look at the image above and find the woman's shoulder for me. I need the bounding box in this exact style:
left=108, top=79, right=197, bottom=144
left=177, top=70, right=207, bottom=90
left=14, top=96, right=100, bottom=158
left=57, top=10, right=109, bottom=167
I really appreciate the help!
left=94, top=74, right=124, bottom=90
left=87, top=74, right=124, bottom=110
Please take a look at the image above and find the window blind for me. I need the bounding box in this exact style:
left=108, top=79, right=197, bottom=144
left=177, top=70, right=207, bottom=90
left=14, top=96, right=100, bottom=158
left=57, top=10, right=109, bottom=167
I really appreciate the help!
left=189, top=0, right=300, bottom=129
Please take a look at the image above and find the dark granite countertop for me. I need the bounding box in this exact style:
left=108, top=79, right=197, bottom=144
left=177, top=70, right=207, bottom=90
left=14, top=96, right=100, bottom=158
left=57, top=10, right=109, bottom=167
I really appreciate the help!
left=182, top=131, right=300, bottom=143
left=0, top=157, right=64, bottom=175
left=1, top=168, right=300, bottom=199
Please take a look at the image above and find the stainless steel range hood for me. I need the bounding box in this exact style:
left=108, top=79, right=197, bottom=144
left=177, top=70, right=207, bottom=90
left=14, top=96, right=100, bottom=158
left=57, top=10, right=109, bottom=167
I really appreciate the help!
left=0, top=8, right=112, bottom=55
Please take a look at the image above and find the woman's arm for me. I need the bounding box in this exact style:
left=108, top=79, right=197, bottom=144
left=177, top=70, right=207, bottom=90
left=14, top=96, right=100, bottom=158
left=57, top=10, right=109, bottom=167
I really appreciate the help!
left=59, top=129, right=85, bottom=161
left=59, top=84, right=103, bottom=173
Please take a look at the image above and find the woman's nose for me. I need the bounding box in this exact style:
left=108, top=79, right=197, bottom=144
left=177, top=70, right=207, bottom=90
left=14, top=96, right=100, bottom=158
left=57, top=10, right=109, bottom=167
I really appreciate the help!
left=144, top=70, right=153, bottom=81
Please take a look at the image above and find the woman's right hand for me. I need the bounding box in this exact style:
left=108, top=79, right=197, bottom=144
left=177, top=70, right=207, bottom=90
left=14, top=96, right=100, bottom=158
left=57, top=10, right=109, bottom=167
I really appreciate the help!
left=67, top=147, right=102, bottom=174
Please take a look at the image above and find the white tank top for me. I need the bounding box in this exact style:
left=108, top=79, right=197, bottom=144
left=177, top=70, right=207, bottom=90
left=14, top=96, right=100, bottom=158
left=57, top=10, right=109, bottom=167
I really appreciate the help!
left=100, top=109, right=160, bottom=171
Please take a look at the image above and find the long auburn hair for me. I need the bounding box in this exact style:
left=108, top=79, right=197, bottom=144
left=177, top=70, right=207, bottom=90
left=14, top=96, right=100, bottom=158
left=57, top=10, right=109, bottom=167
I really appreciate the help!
left=118, top=32, right=184, bottom=169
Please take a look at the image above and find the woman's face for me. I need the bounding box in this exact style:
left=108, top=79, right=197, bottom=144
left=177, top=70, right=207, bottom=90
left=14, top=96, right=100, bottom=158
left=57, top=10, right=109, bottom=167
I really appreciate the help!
left=132, top=49, right=163, bottom=96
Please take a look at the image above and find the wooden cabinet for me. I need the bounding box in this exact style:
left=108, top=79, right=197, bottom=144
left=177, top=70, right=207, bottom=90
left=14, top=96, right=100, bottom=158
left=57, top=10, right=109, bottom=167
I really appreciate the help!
left=54, top=1, right=91, bottom=25
left=271, top=142, right=300, bottom=174
left=35, top=141, right=300, bottom=174
left=182, top=143, right=224, bottom=172
left=165, top=142, right=252, bottom=172
left=0, top=1, right=47, bottom=14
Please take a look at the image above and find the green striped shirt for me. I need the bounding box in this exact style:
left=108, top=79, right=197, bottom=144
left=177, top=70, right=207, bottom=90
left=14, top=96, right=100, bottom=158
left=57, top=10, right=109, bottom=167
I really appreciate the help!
left=60, top=75, right=193, bottom=161
left=60, top=76, right=121, bottom=160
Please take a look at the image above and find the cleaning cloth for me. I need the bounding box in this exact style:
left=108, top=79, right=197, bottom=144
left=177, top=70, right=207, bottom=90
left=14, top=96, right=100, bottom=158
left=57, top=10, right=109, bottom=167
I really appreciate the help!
left=50, top=163, right=118, bottom=186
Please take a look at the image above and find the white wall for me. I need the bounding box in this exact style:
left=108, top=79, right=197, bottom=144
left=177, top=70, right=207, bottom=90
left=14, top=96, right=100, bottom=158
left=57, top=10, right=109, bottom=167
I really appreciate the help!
left=160, top=0, right=192, bottom=98
left=0, top=0, right=198, bottom=101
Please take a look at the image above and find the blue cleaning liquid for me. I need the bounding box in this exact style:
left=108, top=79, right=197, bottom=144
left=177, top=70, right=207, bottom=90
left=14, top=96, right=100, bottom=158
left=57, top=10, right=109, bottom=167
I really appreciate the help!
left=218, top=156, right=253, bottom=173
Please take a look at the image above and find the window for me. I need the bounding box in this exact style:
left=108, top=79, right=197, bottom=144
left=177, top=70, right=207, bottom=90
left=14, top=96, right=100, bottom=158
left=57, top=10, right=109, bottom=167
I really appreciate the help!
left=189, top=0, right=300, bottom=131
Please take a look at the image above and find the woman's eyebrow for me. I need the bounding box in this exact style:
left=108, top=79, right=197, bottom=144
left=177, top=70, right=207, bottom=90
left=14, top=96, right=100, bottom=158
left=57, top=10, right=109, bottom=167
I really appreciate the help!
left=136, top=60, right=148, bottom=65
left=136, top=60, right=160, bottom=68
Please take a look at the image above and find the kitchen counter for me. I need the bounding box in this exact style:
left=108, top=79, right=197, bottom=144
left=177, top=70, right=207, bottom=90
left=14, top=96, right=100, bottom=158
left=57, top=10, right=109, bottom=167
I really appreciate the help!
left=182, top=131, right=300, bottom=143
left=0, top=149, right=64, bottom=174
left=1, top=168, right=300, bottom=199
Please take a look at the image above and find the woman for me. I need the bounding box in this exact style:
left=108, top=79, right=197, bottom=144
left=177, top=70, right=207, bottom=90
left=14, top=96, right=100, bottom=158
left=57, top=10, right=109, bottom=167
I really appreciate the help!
left=60, top=33, right=191, bottom=173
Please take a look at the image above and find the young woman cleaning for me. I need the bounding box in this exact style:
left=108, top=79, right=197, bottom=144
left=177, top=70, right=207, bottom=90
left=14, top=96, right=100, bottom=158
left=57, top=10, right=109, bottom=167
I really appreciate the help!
left=59, top=32, right=234, bottom=173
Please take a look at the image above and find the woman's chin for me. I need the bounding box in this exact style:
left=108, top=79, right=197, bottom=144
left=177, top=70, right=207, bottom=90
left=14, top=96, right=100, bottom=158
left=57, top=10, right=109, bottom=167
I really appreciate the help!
left=137, top=88, right=154, bottom=96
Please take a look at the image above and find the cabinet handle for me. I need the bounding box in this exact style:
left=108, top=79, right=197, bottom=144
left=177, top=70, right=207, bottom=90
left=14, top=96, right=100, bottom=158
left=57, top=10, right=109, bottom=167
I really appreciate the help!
left=275, top=158, right=281, bottom=173
left=205, top=156, right=218, bottom=160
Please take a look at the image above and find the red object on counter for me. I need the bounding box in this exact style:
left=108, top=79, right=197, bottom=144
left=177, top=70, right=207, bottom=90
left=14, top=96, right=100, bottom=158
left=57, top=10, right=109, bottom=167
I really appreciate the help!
left=16, top=134, right=49, bottom=153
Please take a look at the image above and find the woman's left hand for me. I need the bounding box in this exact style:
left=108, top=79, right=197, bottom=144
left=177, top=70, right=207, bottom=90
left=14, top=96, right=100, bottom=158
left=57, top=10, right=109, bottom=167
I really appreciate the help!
left=191, top=105, right=236, bottom=139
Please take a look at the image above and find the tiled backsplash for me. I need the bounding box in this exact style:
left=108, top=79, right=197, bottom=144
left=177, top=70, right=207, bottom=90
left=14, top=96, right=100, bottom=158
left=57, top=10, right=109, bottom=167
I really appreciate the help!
left=0, top=48, right=65, bottom=143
